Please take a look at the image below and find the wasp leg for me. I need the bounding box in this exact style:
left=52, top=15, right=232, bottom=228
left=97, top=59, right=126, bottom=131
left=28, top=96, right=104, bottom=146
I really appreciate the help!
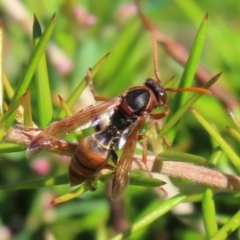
left=150, top=105, right=170, bottom=120
left=138, top=135, right=153, bottom=177
left=138, top=134, right=168, bottom=198
left=103, top=163, right=116, bottom=171
left=86, top=179, right=98, bottom=191
left=86, top=69, right=111, bottom=102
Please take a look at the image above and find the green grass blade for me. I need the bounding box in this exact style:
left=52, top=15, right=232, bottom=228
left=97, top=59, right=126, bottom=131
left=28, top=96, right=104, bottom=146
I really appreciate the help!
left=96, top=18, right=142, bottom=94
left=184, top=193, right=204, bottom=203
left=22, top=90, right=33, bottom=127
left=0, top=143, right=26, bottom=152
left=52, top=182, right=97, bottom=205
left=111, top=193, right=187, bottom=240
left=157, top=151, right=207, bottom=165
left=0, top=173, right=68, bottom=190
left=129, top=174, right=164, bottom=187
left=0, top=23, right=3, bottom=115
left=202, top=189, right=218, bottom=238
left=33, top=15, right=53, bottom=127
left=167, top=14, right=208, bottom=142
left=5, top=14, right=56, bottom=128
left=3, top=74, right=14, bottom=99
left=211, top=210, right=240, bottom=240
left=226, top=126, right=240, bottom=143
left=57, top=52, right=110, bottom=119
left=208, top=147, right=223, bottom=166
left=58, top=95, right=84, bottom=142
left=0, top=94, right=23, bottom=124
left=228, top=109, right=240, bottom=129
left=52, top=170, right=162, bottom=205
left=191, top=108, right=240, bottom=171
left=58, top=95, right=73, bottom=117
left=158, top=72, right=220, bottom=140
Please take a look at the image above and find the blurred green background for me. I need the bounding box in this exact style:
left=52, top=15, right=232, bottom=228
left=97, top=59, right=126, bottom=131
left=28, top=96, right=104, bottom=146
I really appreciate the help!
left=0, top=0, right=240, bottom=239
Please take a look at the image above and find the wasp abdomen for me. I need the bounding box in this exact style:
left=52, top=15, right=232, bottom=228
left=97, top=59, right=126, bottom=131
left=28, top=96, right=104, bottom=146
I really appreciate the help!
left=69, top=128, right=115, bottom=186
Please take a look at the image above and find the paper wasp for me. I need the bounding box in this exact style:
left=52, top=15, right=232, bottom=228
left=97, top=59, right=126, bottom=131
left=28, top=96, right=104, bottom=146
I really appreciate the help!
left=27, top=36, right=210, bottom=200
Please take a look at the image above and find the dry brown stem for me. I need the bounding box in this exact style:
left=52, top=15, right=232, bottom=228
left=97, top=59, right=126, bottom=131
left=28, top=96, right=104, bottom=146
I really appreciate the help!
left=133, top=155, right=240, bottom=193
left=4, top=126, right=240, bottom=194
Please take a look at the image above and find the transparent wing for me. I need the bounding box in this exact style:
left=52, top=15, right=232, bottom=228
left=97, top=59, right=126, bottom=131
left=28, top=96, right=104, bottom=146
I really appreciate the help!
left=28, top=97, right=122, bottom=156
left=111, top=116, right=146, bottom=200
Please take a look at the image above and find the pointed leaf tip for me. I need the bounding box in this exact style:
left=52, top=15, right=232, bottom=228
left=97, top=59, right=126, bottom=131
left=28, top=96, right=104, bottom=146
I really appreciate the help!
left=205, top=13, right=209, bottom=20
left=51, top=198, right=61, bottom=205
left=33, top=14, right=39, bottom=23
left=52, top=13, right=56, bottom=20
left=227, top=108, right=233, bottom=115
left=189, top=107, right=195, bottom=113
left=58, top=95, right=64, bottom=102
left=102, top=52, right=110, bottom=60
left=22, top=90, right=29, bottom=97
left=212, top=72, right=222, bottom=81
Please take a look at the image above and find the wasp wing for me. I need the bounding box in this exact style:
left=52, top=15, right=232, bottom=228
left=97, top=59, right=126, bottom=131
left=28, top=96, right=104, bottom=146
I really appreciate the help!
left=27, top=97, right=122, bottom=157
left=111, top=116, right=146, bottom=200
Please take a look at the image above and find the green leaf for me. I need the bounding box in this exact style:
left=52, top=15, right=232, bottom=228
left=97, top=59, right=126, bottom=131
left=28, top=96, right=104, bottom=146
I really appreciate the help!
left=208, top=147, right=223, bottom=166
left=0, top=93, right=23, bottom=124
left=191, top=108, right=240, bottom=172
left=129, top=173, right=164, bottom=187
left=33, top=15, right=53, bottom=127
left=58, top=95, right=84, bottom=142
left=166, top=14, right=208, bottom=142
left=211, top=210, right=240, bottom=240
left=58, top=95, right=73, bottom=117
left=0, top=143, right=26, bottom=153
left=3, top=74, right=14, bottom=99
left=0, top=173, right=68, bottom=190
left=111, top=193, right=187, bottom=240
left=158, top=72, right=220, bottom=140
left=202, top=189, right=218, bottom=238
left=22, top=90, right=33, bottom=127
left=226, top=126, right=240, bottom=143
left=57, top=52, right=110, bottom=119
left=5, top=14, right=56, bottom=128
left=157, top=151, right=207, bottom=165
left=0, top=22, right=3, bottom=115
left=52, top=181, right=98, bottom=205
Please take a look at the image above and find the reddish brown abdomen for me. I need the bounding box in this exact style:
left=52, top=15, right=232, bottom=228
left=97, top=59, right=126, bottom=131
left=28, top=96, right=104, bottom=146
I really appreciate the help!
left=69, top=128, right=115, bottom=186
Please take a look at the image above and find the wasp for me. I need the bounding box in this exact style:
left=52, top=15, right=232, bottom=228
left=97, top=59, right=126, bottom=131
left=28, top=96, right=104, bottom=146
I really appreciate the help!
left=28, top=36, right=210, bottom=200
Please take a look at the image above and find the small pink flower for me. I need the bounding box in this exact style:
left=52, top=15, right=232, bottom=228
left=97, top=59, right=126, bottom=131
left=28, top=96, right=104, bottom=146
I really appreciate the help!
left=117, top=3, right=137, bottom=19
left=73, top=6, right=97, bottom=27
left=85, top=14, right=97, bottom=26
left=0, top=226, right=11, bottom=240
left=31, top=158, right=50, bottom=175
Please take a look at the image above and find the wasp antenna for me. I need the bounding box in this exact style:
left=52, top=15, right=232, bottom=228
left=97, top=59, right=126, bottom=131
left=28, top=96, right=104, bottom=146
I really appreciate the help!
left=165, top=87, right=211, bottom=95
left=151, top=35, right=161, bottom=83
